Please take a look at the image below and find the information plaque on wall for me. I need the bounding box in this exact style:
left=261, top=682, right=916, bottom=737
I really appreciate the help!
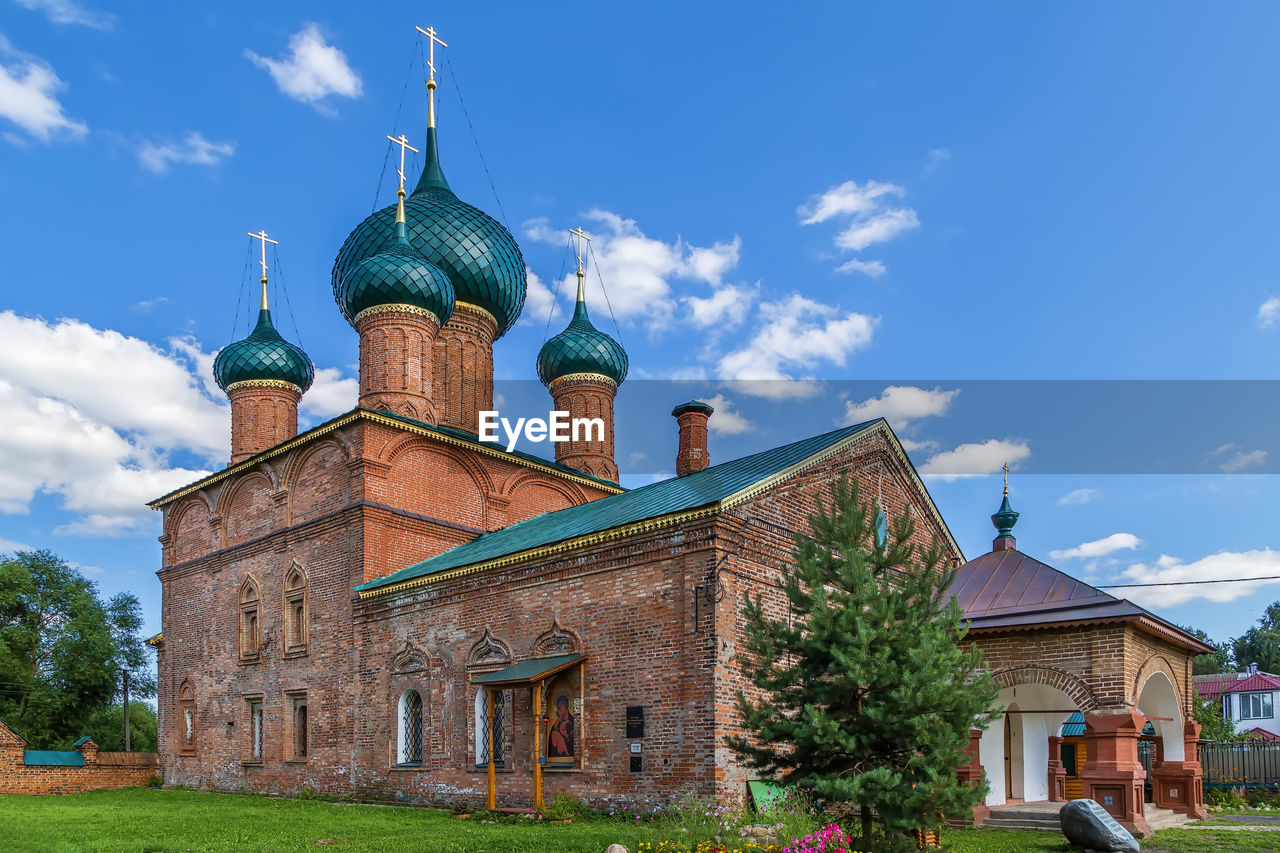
left=626, top=706, right=645, bottom=738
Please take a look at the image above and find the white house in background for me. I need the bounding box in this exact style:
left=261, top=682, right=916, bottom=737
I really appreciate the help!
left=1193, top=664, right=1280, bottom=740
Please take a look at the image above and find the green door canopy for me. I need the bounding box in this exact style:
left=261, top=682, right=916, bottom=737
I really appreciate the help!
left=471, top=653, right=585, bottom=686
left=747, top=780, right=790, bottom=812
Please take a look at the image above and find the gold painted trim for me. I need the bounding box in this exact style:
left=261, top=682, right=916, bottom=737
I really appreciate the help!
left=354, top=303, right=441, bottom=325
left=226, top=378, right=302, bottom=394
left=548, top=373, right=617, bottom=393
left=149, top=409, right=624, bottom=509
left=452, top=301, right=498, bottom=328
left=358, top=505, right=718, bottom=599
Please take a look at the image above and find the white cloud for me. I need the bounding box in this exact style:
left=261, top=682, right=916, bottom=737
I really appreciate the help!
left=1220, top=449, right=1268, bottom=473
left=798, top=179, right=920, bottom=275
left=0, top=37, right=87, bottom=142
left=843, top=385, right=959, bottom=429
left=13, top=0, right=114, bottom=29
left=1058, top=488, right=1100, bottom=506
left=920, top=438, right=1031, bottom=479
left=1119, top=549, right=1280, bottom=609
left=834, top=258, right=886, bottom=278
left=0, top=535, right=33, bottom=554
left=523, top=213, right=748, bottom=333
left=718, top=294, right=876, bottom=383
left=136, top=131, right=235, bottom=174
left=245, top=24, right=362, bottom=111
left=1050, top=533, right=1143, bottom=561
left=1259, top=298, right=1280, bottom=328
left=518, top=270, right=563, bottom=328
left=131, top=296, right=168, bottom=313
left=702, top=394, right=752, bottom=435
left=924, top=147, right=952, bottom=173
left=300, top=367, right=356, bottom=422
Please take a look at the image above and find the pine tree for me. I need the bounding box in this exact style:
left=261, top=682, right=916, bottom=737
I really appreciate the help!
left=728, top=475, right=999, bottom=853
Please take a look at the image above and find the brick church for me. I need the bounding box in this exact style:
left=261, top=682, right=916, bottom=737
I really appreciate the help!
left=148, top=36, right=1210, bottom=835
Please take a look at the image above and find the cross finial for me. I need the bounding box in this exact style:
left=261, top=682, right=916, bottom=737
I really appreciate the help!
left=247, top=230, right=279, bottom=310
left=568, top=226, right=591, bottom=302
left=415, top=25, right=448, bottom=129
left=386, top=133, right=420, bottom=222
left=1002, top=462, right=1009, bottom=496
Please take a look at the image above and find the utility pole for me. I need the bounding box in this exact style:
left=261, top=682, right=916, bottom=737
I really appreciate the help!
left=120, top=669, right=131, bottom=752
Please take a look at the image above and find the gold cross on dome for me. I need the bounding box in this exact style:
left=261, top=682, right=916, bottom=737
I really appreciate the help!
left=415, top=25, right=447, bottom=83
left=247, top=230, right=279, bottom=310
left=1002, top=462, right=1009, bottom=495
left=386, top=133, right=420, bottom=198
left=568, top=226, right=591, bottom=274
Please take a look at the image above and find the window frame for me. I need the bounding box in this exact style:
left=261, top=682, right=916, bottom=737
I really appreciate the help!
left=285, top=690, right=308, bottom=762
left=397, top=689, right=424, bottom=766
left=245, top=695, right=265, bottom=763
left=1241, top=691, right=1274, bottom=720
left=283, top=567, right=308, bottom=657
left=239, top=579, right=261, bottom=662
left=474, top=688, right=506, bottom=768
left=177, top=682, right=197, bottom=756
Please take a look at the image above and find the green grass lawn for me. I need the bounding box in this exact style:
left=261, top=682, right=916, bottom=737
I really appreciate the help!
left=0, top=789, right=1272, bottom=853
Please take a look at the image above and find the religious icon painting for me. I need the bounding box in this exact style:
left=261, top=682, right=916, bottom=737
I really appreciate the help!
left=544, top=667, right=580, bottom=767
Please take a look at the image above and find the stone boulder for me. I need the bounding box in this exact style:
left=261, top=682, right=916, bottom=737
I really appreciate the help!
left=605, top=845, right=628, bottom=853
left=1060, top=799, right=1139, bottom=853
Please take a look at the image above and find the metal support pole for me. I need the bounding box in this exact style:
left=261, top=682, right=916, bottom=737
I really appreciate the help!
left=121, top=669, right=131, bottom=752
left=533, top=679, right=544, bottom=811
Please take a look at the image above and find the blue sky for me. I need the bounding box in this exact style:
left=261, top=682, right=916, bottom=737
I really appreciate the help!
left=1, top=1, right=1279, bottom=648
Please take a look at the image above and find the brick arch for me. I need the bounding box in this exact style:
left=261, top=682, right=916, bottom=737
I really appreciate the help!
left=283, top=438, right=353, bottom=524
left=167, top=494, right=216, bottom=564
left=380, top=433, right=495, bottom=494
left=531, top=620, right=582, bottom=658
left=219, top=470, right=278, bottom=545
left=501, top=471, right=584, bottom=524
left=1132, top=654, right=1184, bottom=710
left=991, top=665, right=1101, bottom=712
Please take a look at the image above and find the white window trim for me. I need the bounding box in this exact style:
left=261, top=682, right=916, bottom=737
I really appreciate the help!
left=1240, top=691, right=1274, bottom=721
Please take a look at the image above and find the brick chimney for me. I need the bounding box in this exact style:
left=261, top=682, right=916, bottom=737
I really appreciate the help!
left=672, top=400, right=714, bottom=477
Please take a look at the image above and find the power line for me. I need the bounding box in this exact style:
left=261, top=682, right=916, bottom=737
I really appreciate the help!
left=1098, top=576, right=1280, bottom=589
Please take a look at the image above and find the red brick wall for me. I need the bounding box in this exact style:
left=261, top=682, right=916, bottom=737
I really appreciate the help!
left=433, top=305, right=497, bottom=434
left=0, top=749, right=157, bottom=796
left=228, top=384, right=300, bottom=465
left=549, top=377, right=618, bottom=482
left=357, top=309, right=440, bottom=423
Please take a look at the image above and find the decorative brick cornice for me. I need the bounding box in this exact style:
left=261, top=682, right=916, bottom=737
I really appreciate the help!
left=226, top=378, right=302, bottom=395
left=353, top=303, right=441, bottom=325
left=548, top=373, right=617, bottom=393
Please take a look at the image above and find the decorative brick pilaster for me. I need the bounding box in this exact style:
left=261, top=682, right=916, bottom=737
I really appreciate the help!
left=1081, top=711, right=1151, bottom=837
left=1151, top=720, right=1206, bottom=819
left=1047, top=735, right=1067, bottom=801
left=954, top=728, right=989, bottom=826
left=356, top=305, right=441, bottom=423
left=227, top=381, right=301, bottom=465
left=549, top=375, right=618, bottom=482
left=433, top=302, right=497, bottom=434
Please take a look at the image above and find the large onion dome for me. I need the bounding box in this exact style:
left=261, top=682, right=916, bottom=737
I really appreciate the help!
left=536, top=297, right=628, bottom=387
left=339, top=217, right=455, bottom=327
left=213, top=308, right=314, bottom=393
left=331, top=128, right=526, bottom=336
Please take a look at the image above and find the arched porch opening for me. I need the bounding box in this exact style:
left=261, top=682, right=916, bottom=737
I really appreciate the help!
left=1136, top=670, right=1206, bottom=819
left=978, top=683, right=1078, bottom=807
left=1136, top=671, right=1184, bottom=762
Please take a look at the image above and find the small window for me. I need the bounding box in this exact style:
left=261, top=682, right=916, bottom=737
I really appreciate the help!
left=1061, top=743, right=1078, bottom=778
left=178, top=682, right=197, bottom=755
left=1241, top=692, right=1274, bottom=720
left=247, top=698, right=264, bottom=760
left=290, top=695, right=308, bottom=760
left=874, top=510, right=889, bottom=549
left=398, top=689, right=424, bottom=765
left=283, top=568, right=307, bottom=655
left=475, top=689, right=505, bottom=767
left=239, top=580, right=261, bottom=661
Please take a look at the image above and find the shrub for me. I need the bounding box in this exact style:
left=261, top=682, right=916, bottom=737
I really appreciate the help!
left=540, top=793, right=592, bottom=821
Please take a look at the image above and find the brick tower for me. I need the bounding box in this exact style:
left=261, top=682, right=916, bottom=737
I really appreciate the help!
left=536, top=228, right=628, bottom=482
left=672, top=400, right=713, bottom=476
left=338, top=135, right=456, bottom=424
left=213, top=234, right=314, bottom=465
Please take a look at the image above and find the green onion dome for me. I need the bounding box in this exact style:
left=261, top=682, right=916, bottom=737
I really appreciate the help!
left=338, top=218, right=456, bottom=327
left=213, top=308, right=314, bottom=393
left=536, top=298, right=629, bottom=387
left=331, top=128, right=526, bottom=336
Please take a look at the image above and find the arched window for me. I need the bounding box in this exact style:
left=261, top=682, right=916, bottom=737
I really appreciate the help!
left=283, top=567, right=307, bottom=654
left=475, top=689, right=505, bottom=767
left=398, top=689, right=424, bottom=765
left=239, top=579, right=260, bottom=661
left=178, top=682, right=197, bottom=755
left=294, top=701, right=308, bottom=759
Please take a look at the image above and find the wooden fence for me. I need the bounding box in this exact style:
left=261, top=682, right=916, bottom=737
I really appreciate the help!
left=1201, top=741, right=1280, bottom=789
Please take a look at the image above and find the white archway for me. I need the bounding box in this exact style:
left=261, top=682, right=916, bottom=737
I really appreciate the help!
left=979, top=683, right=1078, bottom=806
left=1136, top=671, right=1184, bottom=762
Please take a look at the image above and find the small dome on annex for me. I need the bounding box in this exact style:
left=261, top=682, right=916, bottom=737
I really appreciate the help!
left=331, top=128, right=526, bottom=336
left=338, top=217, right=456, bottom=328
left=212, top=307, right=314, bottom=393
left=536, top=299, right=629, bottom=387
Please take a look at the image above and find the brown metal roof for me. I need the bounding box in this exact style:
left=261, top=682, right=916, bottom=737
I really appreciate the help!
left=950, top=543, right=1211, bottom=654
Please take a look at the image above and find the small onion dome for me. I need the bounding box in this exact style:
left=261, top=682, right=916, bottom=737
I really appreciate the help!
left=991, top=493, right=1019, bottom=538
left=213, top=308, right=314, bottom=393
left=536, top=299, right=628, bottom=388
left=339, top=219, right=456, bottom=327
left=671, top=399, right=714, bottom=417
left=332, top=127, right=526, bottom=336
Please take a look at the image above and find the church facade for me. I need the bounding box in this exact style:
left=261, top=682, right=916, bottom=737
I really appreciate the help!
left=148, top=40, right=1208, bottom=834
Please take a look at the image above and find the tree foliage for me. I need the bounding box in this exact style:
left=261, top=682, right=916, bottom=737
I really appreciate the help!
left=1233, top=602, right=1280, bottom=675
left=83, top=702, right=158, bottom=752
left=1179, top=625, right=1232, bottom=675
left=0, top=550, right=154, bottom=748
left=728, top=476, right=999, bottom=853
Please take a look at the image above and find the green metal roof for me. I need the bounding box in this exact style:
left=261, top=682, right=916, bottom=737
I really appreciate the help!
left=472, top=653, right=584, bottom=685
left=212, top=308, right=314, bottom=393
left=332, top=126, right=526, bottom=337
left=536, top=299, right=628, bottom=387
left=339, top=219, right=456, bottom=327
left=356, top=420, right=878, bottom=594
left=24, top=750, right=84, bottom=766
